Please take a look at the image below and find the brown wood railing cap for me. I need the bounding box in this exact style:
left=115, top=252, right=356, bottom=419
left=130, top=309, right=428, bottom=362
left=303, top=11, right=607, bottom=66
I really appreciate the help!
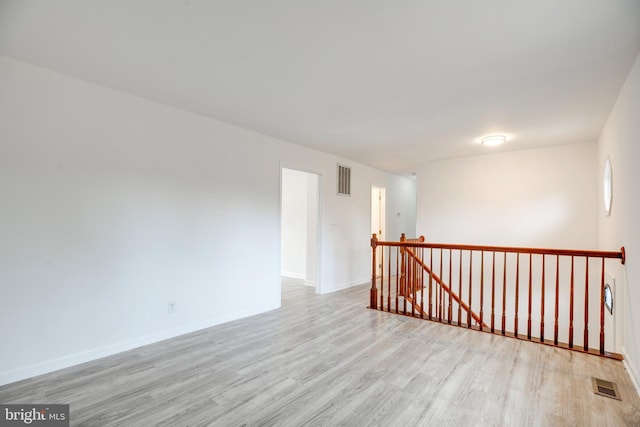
left=373, top=240, right=624, bottom=261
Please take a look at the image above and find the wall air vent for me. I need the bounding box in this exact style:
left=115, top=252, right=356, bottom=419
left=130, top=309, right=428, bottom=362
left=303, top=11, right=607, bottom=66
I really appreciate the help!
left=337, top=164, right=351, bottom=196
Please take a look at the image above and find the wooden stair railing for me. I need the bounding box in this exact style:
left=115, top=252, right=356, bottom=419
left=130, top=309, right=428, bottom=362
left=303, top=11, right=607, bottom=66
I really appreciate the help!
left=404, top=246, right=488, bottom=329
left=370, top=233, right=626, bottom=359
left=394, top=234, right=486, bottom=328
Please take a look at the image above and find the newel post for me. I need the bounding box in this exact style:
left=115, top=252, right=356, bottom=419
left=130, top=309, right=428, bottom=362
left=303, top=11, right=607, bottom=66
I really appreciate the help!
left=400, top=233, right=406, bottom=297
left=370, top=234, right=378, bottom=309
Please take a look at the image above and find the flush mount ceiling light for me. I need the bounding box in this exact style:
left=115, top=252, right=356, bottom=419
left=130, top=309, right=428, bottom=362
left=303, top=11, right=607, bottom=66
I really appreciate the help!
left=481, top=135, right=507, bottom=146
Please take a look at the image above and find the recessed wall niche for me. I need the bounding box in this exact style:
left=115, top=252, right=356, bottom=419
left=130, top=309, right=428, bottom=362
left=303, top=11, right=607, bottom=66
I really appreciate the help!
left=604, top=157, right=613, bottom=216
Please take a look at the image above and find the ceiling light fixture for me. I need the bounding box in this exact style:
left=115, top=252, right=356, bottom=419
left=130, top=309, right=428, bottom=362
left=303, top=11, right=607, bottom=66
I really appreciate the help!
left=481, top=135, right=507, bottom=146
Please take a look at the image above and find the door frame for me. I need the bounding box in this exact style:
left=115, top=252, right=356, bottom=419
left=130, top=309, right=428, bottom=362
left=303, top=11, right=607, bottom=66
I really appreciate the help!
left=371, top=185, right=386, bottom=277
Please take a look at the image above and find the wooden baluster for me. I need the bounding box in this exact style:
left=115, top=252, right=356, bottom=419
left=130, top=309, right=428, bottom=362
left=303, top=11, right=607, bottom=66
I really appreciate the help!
left=431, top=248, right=440, bottom=319
left=554, top=255, right=559, bottom=345
left=468, top=251, right=473, bottom=328
left=439, top=248, right=443, bottom=322
left=395, top=247, right=399, bottom=314
left=387, top=246, right=392, bottom=312
left=528, top=253, right=532, bottom=340
left=540, top=255, right=545, bottom=343
left=413, top=254, right=417, bottom=315
left=515, top=253, right=520, bottom=337
left=416, top=253, right=420, bottom=314
left=380, top=244, right=384, bottom=310
left=409, top=254, right=413, bottom=315
left=434, top=250, right=438, bottom=320
left=491, top=251, right=496, bottom=333
left=584, top=256, right=589, bottom=351
left=420, top=247, right=425, bottom=319
left=458, top=249, right=463, bottom=325
left=415, top=255, right=419, bottom=315
left=479, top=251, right=484, bottom=331
left=502, top=252, right=507, bottom=335
left=415, top=252, right=418, bottom=311
left=429, top=248, right=433, bottom=320
left=569, top=256, right=574, bottom=348
left=408, top=249, right=413, bottom=310
left=401, top=240, right=406, bottom=315
left=407, top=248, right=411, bottom=312
left=600, top=257, right=605, bottom=355
left=370, top=234, right=378, bottom=310
left=410, top=255, right=415, bottom=317
left=448, top=249, right=453, bottom=324
left=407, top=253, right=412, bottom=314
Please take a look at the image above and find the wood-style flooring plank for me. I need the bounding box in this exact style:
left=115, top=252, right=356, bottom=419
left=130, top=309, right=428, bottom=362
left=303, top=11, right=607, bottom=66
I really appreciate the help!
left=1, top=279, right=639, bottom=426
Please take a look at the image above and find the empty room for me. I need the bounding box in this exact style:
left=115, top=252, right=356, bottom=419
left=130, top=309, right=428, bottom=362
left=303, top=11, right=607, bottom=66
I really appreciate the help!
left=1, top=1, right=640, bottom=425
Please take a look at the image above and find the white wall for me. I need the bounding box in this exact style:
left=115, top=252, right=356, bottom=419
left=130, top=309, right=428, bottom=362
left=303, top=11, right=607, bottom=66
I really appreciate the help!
left=416, top=142, right=598, bottom=249
left=598, top=52, right=640, bottom=393
left=415, top=143, right=602, bottom=348
left=0, top=55, right=416, bottom=385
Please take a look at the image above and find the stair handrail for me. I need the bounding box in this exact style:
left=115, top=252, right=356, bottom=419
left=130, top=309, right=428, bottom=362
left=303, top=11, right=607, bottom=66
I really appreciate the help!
left=372, top=237, right=625, bottom=263
left=404, top=246, right=488, bottom=328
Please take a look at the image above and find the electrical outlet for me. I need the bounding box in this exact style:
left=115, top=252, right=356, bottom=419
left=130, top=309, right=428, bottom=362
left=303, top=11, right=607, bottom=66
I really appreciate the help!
left=168, top=302, right=176, bottom=314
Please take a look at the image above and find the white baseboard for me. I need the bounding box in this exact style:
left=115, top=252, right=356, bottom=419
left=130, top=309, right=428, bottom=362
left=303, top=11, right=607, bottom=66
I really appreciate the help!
left=319, top=278, right=369, bottom=294
left=304, top=280, right=316, bottom=287
left=281, top=272, right=306, bottom=280
left=622, top=346, right=640, bottom=398
left=0, top=305, right=277, bottom=387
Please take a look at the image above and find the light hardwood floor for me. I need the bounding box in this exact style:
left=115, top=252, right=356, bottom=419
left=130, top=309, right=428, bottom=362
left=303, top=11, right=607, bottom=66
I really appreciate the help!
left=1, top=279, right=639, bottom=426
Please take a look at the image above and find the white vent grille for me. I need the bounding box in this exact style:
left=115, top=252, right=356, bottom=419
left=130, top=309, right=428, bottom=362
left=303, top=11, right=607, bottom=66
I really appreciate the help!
left=337, top=164, right=351, bottom=196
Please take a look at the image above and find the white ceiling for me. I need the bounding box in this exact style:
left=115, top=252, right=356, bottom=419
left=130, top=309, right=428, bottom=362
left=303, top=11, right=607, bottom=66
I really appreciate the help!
left=1, top=1, right=639, bottom=174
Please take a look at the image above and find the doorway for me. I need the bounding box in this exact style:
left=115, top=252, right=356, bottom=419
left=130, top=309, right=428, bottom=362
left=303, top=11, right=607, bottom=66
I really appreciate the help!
left=280, top=168, right=320, bottom=292
left=371, top=186, right=386, bottom=277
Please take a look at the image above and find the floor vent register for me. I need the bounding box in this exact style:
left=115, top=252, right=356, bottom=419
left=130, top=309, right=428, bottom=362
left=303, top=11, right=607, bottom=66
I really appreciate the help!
left=592, top=377, right=621, bottom=400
